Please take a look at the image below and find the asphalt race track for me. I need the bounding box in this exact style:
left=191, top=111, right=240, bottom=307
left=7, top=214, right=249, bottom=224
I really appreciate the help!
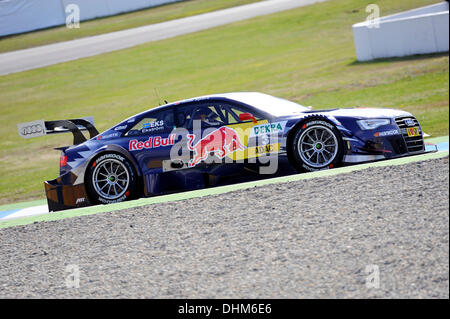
left=0, top=157, right=448, bottom=298
left=0, top=0, right=326, bottom=76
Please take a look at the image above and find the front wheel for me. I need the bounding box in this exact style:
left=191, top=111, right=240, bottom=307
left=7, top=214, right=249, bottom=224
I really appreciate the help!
left=85, top=153, right=137, bottom=204
left=290, top=119, right=344, bottom=172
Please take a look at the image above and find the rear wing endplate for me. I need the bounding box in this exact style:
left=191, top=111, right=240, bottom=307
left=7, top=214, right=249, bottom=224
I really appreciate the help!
left=17, top=117, right=99, bottom=145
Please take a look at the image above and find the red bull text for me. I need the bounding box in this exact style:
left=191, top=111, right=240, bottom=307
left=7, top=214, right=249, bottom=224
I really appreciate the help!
left=129, top=134, right=176, bottom=151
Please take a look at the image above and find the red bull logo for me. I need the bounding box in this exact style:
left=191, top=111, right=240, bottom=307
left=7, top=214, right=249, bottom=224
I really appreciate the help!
left=129, top=134, right=175, bottom=151
left=187, top=126, right=245, bottom=167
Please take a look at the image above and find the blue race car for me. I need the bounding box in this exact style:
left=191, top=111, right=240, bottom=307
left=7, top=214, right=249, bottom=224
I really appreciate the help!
left=18, top=92, right=427, bottom=211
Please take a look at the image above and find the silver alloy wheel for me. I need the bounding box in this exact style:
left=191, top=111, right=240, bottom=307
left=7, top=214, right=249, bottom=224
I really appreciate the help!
left=92, top=158, right=130, bottom=200
left=298, top=125, right=339, bottom=168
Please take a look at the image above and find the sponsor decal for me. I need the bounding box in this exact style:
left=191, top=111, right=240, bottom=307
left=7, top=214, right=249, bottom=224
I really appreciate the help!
left=129, top=134, right=176, bottom=151
left=187, top=126, right=245, bottom=167
left=143, top=120, right=164, bottom=129
left=250, top=121, right=286, bottom=137
left=240, top=142, right=281, bottom=158
left=98, top=194, right=127, bottom=204
left=97, top=154, right=125, bottom=162
left=302, top=163, right=329, bottom=172
left=374, top=129, right=400, bottom=137
left=75, top=197, right=86, bottom=205
left=114, top=125, right=128, bottom=131
left=303, top=120, right=334, bottom=129
left=140, top=120, right=165, bottom=133
left=255, top=143, right=277, bottom=154
left=97, top=132, right=120, bottom=140
left=142, top=126, right=164, bottom=134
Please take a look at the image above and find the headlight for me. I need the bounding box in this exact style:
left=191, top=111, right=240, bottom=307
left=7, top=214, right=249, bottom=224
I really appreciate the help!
left=357, top=119, right=391, bottom=130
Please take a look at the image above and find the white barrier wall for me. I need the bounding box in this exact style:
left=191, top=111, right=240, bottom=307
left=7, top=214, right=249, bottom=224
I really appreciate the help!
left=353, top=2, right=449, bottom=61
left=0, top=0, right=184, bottom=37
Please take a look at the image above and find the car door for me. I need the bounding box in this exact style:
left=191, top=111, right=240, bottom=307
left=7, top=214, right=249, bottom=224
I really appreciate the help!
left=218, top=102, right=280, bottom=162
left=174, top=100, right=273, bottom=167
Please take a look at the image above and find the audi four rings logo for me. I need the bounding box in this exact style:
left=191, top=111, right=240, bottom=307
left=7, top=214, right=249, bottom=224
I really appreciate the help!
left=21, top=124, right=44, bottom=135
left=404, top=119, right=415, bottom=127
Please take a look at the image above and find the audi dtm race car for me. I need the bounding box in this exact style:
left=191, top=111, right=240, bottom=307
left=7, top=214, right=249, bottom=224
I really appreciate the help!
left=18, top=92, right=429, bottom=211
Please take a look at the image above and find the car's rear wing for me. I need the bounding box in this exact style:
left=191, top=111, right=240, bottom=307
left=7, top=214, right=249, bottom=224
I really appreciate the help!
left=17, top=117, right=99, bottom=145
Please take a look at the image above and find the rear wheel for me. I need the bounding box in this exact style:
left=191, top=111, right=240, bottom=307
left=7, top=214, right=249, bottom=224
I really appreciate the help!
left=86, top=153, right=137, bottom=204
left=290, top=119, right=344, bottom=172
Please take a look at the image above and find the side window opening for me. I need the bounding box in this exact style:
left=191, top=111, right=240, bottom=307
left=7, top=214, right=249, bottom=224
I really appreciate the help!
left=191, top=105, right=224, bottom=127
left=224, top=105, right=264, bottom=124
left=176, top=103, right=226, bottom=129
left=174, top=102, right=265, bottom=129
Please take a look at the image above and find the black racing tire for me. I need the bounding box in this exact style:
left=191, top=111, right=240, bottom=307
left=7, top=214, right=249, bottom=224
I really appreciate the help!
left=289, top=118, right=344, bottom=172
left=85, top=153, right=137, bottom=205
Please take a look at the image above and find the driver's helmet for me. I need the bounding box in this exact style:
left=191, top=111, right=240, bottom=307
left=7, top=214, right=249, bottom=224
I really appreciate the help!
left=193, top=107, right=220, bottom=124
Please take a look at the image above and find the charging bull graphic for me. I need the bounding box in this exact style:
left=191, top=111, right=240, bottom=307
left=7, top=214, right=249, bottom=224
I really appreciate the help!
left=187, top=126, right=246, bottom=167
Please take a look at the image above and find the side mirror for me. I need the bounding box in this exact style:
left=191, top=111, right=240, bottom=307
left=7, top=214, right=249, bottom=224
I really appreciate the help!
left=239, top=113, right=258, bottom=124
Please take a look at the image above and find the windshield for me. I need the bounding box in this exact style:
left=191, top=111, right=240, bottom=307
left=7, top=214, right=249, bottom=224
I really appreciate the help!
left=233, top=93, right=310, bottom=117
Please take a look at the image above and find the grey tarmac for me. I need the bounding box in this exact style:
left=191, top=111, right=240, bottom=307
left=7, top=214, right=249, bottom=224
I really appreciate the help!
left=0, top=0, right=326, bottom=76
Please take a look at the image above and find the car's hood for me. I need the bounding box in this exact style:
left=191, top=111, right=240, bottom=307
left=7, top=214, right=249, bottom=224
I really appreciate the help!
left=315, top=107, right=413, bottom=119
